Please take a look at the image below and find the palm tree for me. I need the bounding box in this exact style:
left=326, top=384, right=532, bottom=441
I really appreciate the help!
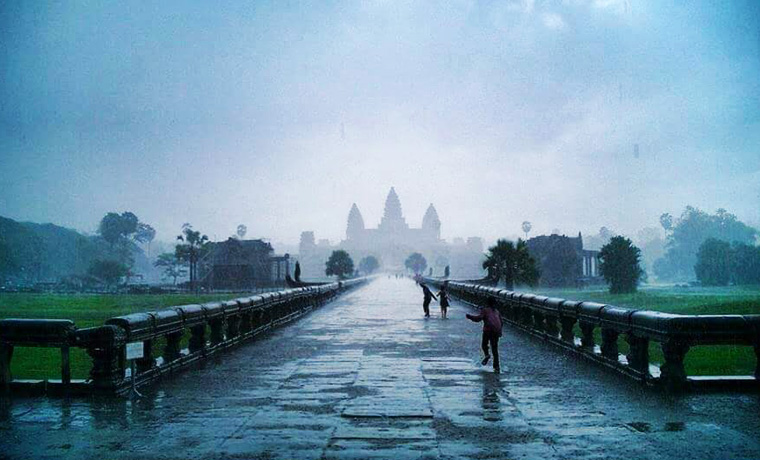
left=482, top=239, right=539, bottom=290
left=176, top=223, right=209, bottom=291
left=521, top=221, right=532, bottom=240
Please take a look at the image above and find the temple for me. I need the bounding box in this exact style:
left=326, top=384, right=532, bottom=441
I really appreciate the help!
left=297, top=188, right=484, bottom=278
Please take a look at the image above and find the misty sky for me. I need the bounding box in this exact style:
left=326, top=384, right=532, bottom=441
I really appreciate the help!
left=1, top=1, right=759, bottom=248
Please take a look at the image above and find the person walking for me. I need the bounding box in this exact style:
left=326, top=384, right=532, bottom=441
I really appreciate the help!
left=437, top=282, right=450, bottom=319
left=466, top=297, right=503, bottom=373
left=420, top=284, right=437, bottom=318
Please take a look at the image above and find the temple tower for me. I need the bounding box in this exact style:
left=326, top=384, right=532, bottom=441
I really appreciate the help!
left=422, top=204, right=441, bottom=240
left=346, top=203, right=365, bottom=241
left=378, top=187, right=408, bottom=233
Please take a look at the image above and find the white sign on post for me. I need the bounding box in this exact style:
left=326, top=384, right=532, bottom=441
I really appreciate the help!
left=126, top=341, right=144, bottom=360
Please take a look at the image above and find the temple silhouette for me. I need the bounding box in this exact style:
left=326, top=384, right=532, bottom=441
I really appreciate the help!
left=297, top=187, right=485, bottom=278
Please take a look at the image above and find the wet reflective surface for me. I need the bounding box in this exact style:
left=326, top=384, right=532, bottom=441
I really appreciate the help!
left=1, top=277, right=759, bottom=459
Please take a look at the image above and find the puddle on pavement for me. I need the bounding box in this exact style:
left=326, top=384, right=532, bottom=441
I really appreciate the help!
left=664, top=422, right=686, bottom=432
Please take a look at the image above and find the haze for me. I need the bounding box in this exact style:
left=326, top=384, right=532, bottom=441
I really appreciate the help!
left=1, top=1, right=759, bottom=247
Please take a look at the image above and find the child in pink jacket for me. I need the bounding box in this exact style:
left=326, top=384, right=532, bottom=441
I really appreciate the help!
left=466, top=297, right=503, bottom=373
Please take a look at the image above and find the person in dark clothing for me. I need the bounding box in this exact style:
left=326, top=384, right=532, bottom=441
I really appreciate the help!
left=420, top=284, right=437, bottom=318
left=466, top=297, right=503, bottom=373
left=437, top=282, right=450, bottom=319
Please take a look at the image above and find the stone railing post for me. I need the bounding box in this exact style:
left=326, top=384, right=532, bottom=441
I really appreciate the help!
left=626, top=334, right=650, bottom=375
left=164, top=332, right=183, bottom=362
left=600, top=329, right=619, bottom=360
left=209, top=319, right=224, bottom=346
left=0, top=344, right=13, bottom=390
left=579, top=321, right=595, bottom=349
left=560, top=317, right=575, bottom=343
left=532, top=311, right=545, bottom=333
left=660, top=339, right=689, bottom=390
left=545, top=316, right=560, bottom=338
left=80, top=325, right=127, bottom=393
left=136, top=339, right=155, bottom=373
left=240, top=312, right=252, bottom=336
left=226, top=315, right=240, bottom=340
left=188, top=325, right=206, bottom=354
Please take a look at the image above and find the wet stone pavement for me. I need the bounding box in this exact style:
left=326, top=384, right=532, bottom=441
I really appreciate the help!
left=2, top=277, right=760, bottom=460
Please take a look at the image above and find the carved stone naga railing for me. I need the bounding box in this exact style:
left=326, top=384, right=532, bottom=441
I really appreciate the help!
left=0, top=279, right=367, bottom=396
left=425, top=278, right=760, bottom=391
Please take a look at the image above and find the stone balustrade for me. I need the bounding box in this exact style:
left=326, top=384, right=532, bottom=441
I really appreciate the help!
left=0, top=279, right=366, bottom=396
left=426, top=279, right=760, bottom=390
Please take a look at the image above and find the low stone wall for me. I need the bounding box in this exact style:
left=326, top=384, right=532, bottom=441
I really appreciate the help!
left=0, top=279, right=367, bottom=396
left=426, top=279, right=760, bottom=390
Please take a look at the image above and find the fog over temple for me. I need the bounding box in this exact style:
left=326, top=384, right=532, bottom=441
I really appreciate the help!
left=298, top=188, right=484, bottom=278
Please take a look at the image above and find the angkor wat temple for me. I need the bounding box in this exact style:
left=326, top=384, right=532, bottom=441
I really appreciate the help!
left=297, top=188, right=485, bottom=279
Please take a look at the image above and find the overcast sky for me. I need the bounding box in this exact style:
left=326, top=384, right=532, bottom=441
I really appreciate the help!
left=1, top=1, right=759, bottom=247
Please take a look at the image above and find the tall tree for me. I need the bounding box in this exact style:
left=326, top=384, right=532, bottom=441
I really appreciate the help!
left=482, top=239, right=539, bottom=290
left=405, top=253, right=427, bottom=274
left=731, top=243, right=760, bottom=285
left=135, top=222, right=156, bottom=257
left=654, top=207, right=757, bottom=281
left=176, top=223, right=209, bottom=291
left=444, top=265, right=450, bottom=278
left=599, top=236, right=644, bottom=294
left=294, top=261, right=302, bottom=281
left=358, top=256, right=379, bottom=274
left=694, top=239, right=732, bottom=286
left=325, top=250, right=354, bottom=279
left=87, top=259, right=128, bottom=289
left=154, top=252, right=187, bottom=285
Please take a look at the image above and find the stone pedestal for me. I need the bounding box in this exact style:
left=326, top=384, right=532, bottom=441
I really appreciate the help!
left=188, top=325, right=206, bottom=354
left=579, top=322, right=595, bottom=349
left=164, top=332, right=183, bottom=362
left=600, top=329, right=619, bottom=361
left=660, top=340, right=689, bottom=390
left=626, top=334, right=650, bottom=374
left=560, top=317, right=576, bottom=343
left=209, top=319, right=224, bottom=346
left=136, top=339, right=155, bottom=373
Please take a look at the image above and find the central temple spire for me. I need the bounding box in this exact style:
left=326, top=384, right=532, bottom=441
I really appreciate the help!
left=379, top=187, right=408, bottom=232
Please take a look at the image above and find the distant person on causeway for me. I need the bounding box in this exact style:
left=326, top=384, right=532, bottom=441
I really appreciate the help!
left=437, top=282, right=450, bottom=319
left=466, top=297, right=503, bottom=373
left=420, top=284, right=437, bottom=318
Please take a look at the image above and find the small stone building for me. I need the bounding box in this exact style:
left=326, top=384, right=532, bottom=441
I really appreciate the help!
left=526, top=233, right=601, bottom=288
left=198, top=238, right=290, bottom=290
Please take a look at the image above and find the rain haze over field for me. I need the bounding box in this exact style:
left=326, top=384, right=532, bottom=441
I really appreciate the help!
left=1, top=1, right=759, bottom=245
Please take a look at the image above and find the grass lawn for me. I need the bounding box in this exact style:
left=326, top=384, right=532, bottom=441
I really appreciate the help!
left=531, top=285, right=760, bottom=377
left=0, top=293, right=249, bottom=380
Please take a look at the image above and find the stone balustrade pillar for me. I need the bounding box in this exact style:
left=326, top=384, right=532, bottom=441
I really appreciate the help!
left=600, top=328, right=619, bottom=360
left=626, top=334, right=650, bottom=375
left=188, top=325, right=206, bottom=353
left=226, top=315, right=240, bottom=340
left=0, top=344, right=14, bottom=390
left=84, top=325, right=126, bottom=393
left=560, top=317, right=576, bottom=343
left=209, top=319, right=224, bottom=346
left=240, top=313, right=252, bottom=336
left=660, top=340, right=689, bottom=390
left=579, top=321, right=595, bottom=349
left=532, top=312, right=545, bottom=333
left=136, top=339, right=155, bottom=373
left=164, top=332, right=183, bottom=362
left=545, top=316, right=560, bottom=338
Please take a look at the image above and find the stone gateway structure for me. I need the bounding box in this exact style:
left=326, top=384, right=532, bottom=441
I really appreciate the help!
left=298, top=188, right=485, bottom=279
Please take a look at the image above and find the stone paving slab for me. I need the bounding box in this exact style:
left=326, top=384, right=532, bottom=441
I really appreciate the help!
left=1, top=277, right=760, bottom=460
